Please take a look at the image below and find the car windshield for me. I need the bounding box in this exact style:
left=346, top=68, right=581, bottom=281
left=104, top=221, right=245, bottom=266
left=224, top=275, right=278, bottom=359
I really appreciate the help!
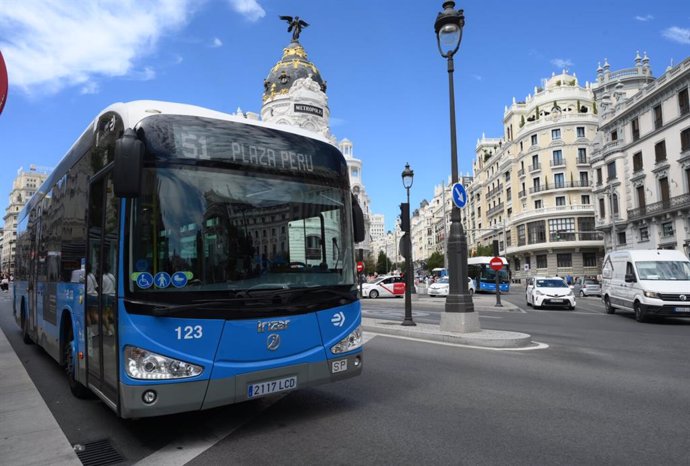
left=437, top=277, right=449, bottom=284
left=536, top=279, right=567, bottom=288
left=635, top=261, right=690, bottom=280
left=584, top=279, right=599, bottom=285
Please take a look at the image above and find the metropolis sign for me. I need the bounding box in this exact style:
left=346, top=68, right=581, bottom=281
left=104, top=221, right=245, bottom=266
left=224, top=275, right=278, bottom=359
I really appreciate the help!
left=294, top=104, right=323, bottom=117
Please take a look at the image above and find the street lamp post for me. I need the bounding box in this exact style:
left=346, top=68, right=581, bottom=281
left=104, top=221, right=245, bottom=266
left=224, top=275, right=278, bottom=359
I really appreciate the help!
left=401, top=163, right=416, bottom=326
left=435, top=1, right=479, bottom=333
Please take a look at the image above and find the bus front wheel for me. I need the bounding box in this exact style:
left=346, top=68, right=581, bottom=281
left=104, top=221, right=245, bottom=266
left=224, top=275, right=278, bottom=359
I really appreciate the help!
left=63, top=324, right=91, bottom=399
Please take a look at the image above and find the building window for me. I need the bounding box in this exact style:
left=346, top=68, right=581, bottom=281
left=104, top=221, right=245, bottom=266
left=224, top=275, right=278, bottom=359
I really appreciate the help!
left=631, top=118, right=640, bottom=141
left=599, top=198, right=606, bottom=218
left=549, top=218, right=575, bottom=241
left=513, top=257, right=520, bottom=271
left=617, top=232, right=627, bottom=245
left=517, top=224, right=526, bottom=246
left=576, top=126, right=585, bottom=138
left=681, top=128, right=690, bottom=153
left=557, top=253, right=572, bottom=268
left=655, top=140, right=667, bottom=163
left=554, top=173, right=565, bottom=188
left=552, top=150, right=563, bottom=166
left=611, top=130, right=618, bottom=141
left=534, top=200, right=543, bottom=209
left=581, top=195, right=590, bottom=205
left=531, top=154, right=539, bottom=170
left=612, top=194, right=619, bottom=216
left=525, top=256, right=531, bottom=270
left=579, top=217, right=596, bottom=240
left=580, top=171, right=589, bottom=187
left=527, top=220, right=546, bottom=244
left=597, top=168, right=602, bottom=185
left=654, top=104, right=663, bottom=129
left=536, top=255, right=547, bottom=269
left=351, top=168, right=359, bottom=178
left=607, top=161, right=617, bottom=180
left=662, top=221, right=674, bottom=237
left=531, top=134, right=538, bottom=146
left=583, top=252, right=597, bottom=267
left=577, top=148, right=587, bottom=163
left=680, top=88, right=690, bottom=116
left=632, top=151, right=643, bottom=172
left=556, top=196, right=566, bottom=206
left=639, top=227, right=649, bottom=242
left=551, top=128, right=561, bottom=140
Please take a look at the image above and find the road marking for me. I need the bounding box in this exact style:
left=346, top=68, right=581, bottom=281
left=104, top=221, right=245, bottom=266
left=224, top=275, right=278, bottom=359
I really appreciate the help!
left=364, top=331, right=549, bottom=351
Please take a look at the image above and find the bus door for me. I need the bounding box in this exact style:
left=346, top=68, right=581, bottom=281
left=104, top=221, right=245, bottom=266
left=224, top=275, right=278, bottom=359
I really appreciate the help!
left=86, top=172, right=120, bottom=404
left=26, top=208, right=40, bottom=340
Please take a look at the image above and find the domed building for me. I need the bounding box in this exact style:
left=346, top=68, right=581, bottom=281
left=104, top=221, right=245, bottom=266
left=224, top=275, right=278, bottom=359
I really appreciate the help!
left=233, top=28, right=375, bottom=256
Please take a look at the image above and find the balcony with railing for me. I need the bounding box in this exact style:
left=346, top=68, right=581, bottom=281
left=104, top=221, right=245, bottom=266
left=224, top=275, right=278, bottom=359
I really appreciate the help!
left=529, top=180, right=588, bottom=194
left=486, top=183, right=503, bottom=199
left=576, top=156, right=588, bottom=166
left=529, top=162, right=541, bottom=172
left=550, top=159, right=566, bottom=168
left=518, top=190, right=526, bottom=198
left=487, top=203, right=504, bottom=217
left=627, top=193, right=690, bottom=221
left=511, top=204, right=595, bottom=223
left=517, top=168, right=525, bottom=177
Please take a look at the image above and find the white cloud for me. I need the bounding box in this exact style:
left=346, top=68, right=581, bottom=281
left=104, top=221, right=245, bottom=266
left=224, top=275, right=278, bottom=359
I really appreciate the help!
left=0, top=0, right=197, bottom=95
left=212, top=37, right=223, bottom=48
left=663, top=26, right=690, bottom=44
left=228, top=0, right=265, bottom=22
left=80, top=81, right=100, bottom=95
left=634, top=14, right=654, bottom=22
left=550, top=58, right=574, bottom=69
left=472, top=75, right=483, bottom=81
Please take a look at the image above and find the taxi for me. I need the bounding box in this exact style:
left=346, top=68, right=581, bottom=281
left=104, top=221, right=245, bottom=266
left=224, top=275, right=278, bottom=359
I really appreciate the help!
left=361, top=275, right=405, bottom=298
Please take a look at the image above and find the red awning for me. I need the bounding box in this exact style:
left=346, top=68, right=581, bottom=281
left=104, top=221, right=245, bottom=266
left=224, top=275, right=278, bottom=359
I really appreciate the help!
left=0, top=51, right=8, bottom=115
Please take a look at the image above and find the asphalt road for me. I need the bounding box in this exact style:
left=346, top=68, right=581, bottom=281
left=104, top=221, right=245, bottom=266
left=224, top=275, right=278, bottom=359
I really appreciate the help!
left=2, top=290, right=690, bottom=465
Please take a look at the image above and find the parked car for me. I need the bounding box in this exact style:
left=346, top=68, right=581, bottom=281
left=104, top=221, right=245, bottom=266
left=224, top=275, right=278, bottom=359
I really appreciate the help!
left=427, top=277, right=476, bottom=297
left=361, top=275, right=405, bottom=298
left=601, top=249, right=690, bottom=322
left=526, top=276, right=575, bottom=310
left=572, top=277, right=601, bottom=297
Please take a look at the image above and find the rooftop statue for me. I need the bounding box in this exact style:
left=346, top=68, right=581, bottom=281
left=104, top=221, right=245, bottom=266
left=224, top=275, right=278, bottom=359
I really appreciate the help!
left=279, top=15, right=309, bottom=42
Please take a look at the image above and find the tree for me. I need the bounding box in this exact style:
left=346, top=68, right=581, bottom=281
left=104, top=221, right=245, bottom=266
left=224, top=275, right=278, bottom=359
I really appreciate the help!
left=364, top=256, right=376, bottom=275
left=474, top=244, right=494, bottom=257
left=376, top=251, right=389, bottom=275
left=426, top=251, right=445, bottom=271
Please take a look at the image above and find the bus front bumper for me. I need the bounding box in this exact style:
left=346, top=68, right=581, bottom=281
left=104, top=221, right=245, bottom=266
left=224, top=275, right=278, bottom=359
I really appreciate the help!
left=118, top=352, right=363, bottom=418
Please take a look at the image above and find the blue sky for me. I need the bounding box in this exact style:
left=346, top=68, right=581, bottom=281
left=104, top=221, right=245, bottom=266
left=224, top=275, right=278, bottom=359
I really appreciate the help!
left=1, top=0, right=689, bottom=232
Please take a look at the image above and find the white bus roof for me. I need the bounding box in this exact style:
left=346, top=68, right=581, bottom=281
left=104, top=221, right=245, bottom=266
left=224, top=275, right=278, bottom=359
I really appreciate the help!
left=98, top=100, right=333, bottom=144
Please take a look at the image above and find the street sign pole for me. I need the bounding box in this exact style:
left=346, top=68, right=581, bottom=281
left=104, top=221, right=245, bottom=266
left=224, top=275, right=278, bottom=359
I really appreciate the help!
left=490, top=248, right=503, bottom=308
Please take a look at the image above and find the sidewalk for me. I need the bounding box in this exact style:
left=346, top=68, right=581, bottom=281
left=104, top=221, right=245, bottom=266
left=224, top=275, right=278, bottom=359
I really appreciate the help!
left=0, top=327, right=81, bottom=465
left=363, top=292, right=536, bottom=348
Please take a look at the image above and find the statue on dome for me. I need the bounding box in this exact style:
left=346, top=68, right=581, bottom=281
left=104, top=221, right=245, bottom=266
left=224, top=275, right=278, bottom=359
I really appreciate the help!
left=279, top=15, right=309, bottom=42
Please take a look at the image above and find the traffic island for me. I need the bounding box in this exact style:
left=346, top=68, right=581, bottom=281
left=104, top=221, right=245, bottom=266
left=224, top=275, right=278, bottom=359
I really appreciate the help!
left=362, top=317, right=535, bottom=349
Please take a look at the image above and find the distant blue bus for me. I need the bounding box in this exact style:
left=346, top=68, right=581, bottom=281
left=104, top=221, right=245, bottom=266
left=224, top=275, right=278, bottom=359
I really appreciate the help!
left=467, top=256, right=510, bottom=293
left=13, top=101, right=365, bottom=418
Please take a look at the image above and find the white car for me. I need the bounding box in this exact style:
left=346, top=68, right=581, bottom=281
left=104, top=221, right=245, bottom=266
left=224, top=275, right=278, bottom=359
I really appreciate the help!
left=361, top=276, right=405, bottom=298
left=428, top=277, right=476, bottom=297
left=526, top=276, right=575, bottom=310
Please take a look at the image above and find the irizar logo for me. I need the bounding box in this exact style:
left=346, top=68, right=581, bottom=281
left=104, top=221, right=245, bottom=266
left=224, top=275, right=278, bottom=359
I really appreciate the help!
left=257, top=320, right=290, bottom=333
left=331, top=311, right=345, bottom=327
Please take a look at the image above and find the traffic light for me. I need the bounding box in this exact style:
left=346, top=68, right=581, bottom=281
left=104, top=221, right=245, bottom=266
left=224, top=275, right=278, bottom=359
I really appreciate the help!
left=400, top=203, right=410, bottom=233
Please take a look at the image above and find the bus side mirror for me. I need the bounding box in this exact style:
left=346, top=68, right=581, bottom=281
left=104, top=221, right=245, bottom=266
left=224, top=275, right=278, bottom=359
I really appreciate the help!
left=113, top=128, right=144, bottom=198
left=351, top=194, right=365, bottom=243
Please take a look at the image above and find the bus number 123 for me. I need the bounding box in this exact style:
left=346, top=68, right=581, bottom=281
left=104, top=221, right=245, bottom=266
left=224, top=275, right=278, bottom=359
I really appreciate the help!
left=175, top=325, right=203, bottom=340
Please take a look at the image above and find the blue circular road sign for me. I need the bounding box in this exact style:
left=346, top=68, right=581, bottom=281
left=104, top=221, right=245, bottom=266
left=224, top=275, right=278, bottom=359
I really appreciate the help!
left=452, top=183, right=467, bottom=208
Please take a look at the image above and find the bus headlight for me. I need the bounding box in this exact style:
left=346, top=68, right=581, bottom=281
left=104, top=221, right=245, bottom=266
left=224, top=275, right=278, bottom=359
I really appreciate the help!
left=331, top=326, right=362, bottom=354
left=125, top=346, right=203, bottom=380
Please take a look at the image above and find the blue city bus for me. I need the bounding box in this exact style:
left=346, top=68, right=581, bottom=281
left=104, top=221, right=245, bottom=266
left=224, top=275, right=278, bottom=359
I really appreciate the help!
left=467, top=256, right=510, bottom=293
left=13, top=101, right=365, bottom=418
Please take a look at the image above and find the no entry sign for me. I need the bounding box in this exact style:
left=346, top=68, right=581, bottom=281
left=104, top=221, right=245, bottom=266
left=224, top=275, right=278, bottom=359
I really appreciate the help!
left=489, top=256, right=503, bottom=271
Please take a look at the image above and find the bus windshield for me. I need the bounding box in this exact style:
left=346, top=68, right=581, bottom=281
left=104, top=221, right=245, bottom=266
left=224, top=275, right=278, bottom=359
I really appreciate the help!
left=128, top=166, right=355, bottom=296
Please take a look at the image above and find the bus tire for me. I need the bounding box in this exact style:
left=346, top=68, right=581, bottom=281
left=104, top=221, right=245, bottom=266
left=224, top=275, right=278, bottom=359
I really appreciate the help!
left=63, top=322, right=91, bottom=399
left=21, top=305, right=32, bottom=345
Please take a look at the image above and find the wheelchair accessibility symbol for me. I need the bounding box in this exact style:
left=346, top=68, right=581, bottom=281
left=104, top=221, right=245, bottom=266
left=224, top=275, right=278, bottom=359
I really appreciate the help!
left=136, top=272, right=153, bottom=289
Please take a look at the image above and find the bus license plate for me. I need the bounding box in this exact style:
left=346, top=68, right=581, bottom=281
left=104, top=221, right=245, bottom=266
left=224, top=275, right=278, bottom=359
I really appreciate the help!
left=247, top=376, right=297, bottom=398
left=332, top=359, right=348, bottom=373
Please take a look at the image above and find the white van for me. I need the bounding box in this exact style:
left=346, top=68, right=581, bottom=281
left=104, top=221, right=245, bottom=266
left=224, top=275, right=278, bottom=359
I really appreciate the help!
left=601, top=249, right=690, bottom=322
